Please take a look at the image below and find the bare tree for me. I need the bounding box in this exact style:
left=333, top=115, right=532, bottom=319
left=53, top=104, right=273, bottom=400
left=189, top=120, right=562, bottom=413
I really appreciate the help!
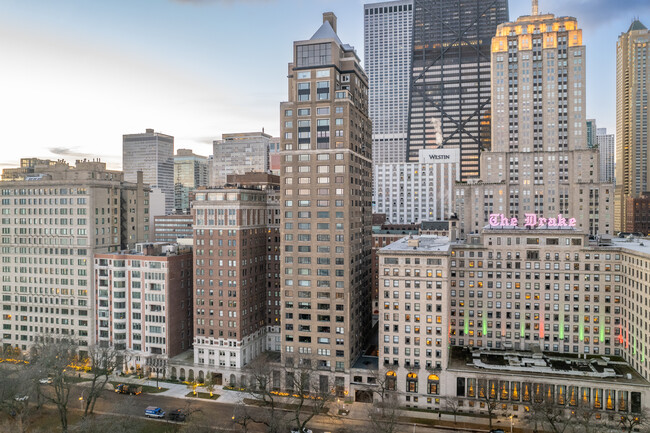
left=619, top=409, right=649, bottom=433
left=362, top=367, right=398, bottom=417
left=476, top=378, right=500, bottom=430
left=364, top=392, right=400, bottom=433
left=204, top=372, right=217, bottom=397
left=82, top=345, right=124, bottom=418
left=0, top=363, right=37, bottom=433
left=525, top=398, right=572, bottom=433
left=444, top=395, right=462, bottom=424
left=31, top=337, right=77, bottom=433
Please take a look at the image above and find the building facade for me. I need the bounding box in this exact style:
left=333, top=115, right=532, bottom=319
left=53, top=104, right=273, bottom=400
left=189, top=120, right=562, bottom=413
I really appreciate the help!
left=407, top=0, right=509, bottom=180
left=174, top=149, right=209, bottom=214
left=456, top=8, right=614, bottom=237
left=586, top=119, right=597, bottom=148
left=94, top=243, right=193, bottom=371
left=0, top=159, right=149, bottom=352
left=615, top=20, right=649, bottom=233
left=376, top=229, right=650, bottom=414
left=280, top=13, right=373, bottom=388
left=212, top=132, right=272, bottom=187
left=364, top=0, right=413, bottom=165
left=153, top=214, right=194, bottom=243
left=597, top=127, right=615, bottom=183
left=191, top=184, right=281, bottom=370
left=374, top=148, right=460, bottom=224
left=123, top=129, right=174, bottom=216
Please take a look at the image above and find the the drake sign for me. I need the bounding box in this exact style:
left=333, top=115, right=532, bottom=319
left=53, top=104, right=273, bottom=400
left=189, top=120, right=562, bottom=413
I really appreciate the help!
left=489, top=213, right=577, bottom=228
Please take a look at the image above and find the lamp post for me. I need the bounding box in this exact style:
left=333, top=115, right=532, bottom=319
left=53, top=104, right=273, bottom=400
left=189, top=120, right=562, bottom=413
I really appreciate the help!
left=509, top=414, right=514, bottom=433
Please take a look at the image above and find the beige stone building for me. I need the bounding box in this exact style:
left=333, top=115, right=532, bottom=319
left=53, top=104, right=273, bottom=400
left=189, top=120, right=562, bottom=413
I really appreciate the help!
left=279, top=12, right=373, bottom=392
left=615, top=20, right=650, bottom=233
left=456, top=8, right=614, bottom=236
left=0, top=159, right=149, bottom=352
left=376, top=228, right=650, bottom=414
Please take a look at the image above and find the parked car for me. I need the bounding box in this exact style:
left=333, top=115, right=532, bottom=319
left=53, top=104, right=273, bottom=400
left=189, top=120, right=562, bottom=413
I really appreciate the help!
left=145, top=406, right=165, bottom=419
left=38, top=377, right=52, bottom=384
left=168, top=409, right=186, bottom=422
left=290, top=429, right=313, bottom=433
left=489, top=429, right=506, bottom=433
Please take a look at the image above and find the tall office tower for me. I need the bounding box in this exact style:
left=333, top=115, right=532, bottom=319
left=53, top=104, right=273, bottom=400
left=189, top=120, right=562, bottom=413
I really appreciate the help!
left=364, top=0, right=413, bottom=164
left=407, top=0, right=509, bottom=180
left=191, top=177, right=281, bottom=370
left=0, top=159, right=149, bottom=352
left=586, top=119, right=598, bottom=148
left=212, top=132, right=271, bottom=187
left=94, top=242, right=193, bottom=371
left=280, top=13, right=373, bottom=388
left=123, top=129, right=174, bottom=215
left=615, top=20, right=649, bottom=233
left=455, top=5, right=614, bottom=236
left=597, top=128, right=616, bottom=183
left=174, top=149, right=209, bottom=214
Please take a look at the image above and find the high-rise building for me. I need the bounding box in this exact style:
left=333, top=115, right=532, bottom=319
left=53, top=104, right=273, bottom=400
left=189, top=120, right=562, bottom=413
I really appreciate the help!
left=597, top=128, right=615, bottom=183
left=374, top=148, right=460, bottom=223
left=212, top=132, right=271, bottom=187
left=94, top=242, right=193, bottom=371
left=174, top=149, right=209, bottom=214
left=280, top=12, right=373, bottom=388
left=191, top=178, right=281, bottom=370
left=615, top=20, right=649, bottom=233
left=0, top=159, right=149, bottom=352
left=456, top=6, right=614, bottom=237
left=586, top=118, right=598, bottom=148
left=269, top=137, right=282, bottom=176
left=123, top=129, right=174, bottom=215
left=407, top=0, right=509, bottom=180
left=364, top=1, right=413, bottom=165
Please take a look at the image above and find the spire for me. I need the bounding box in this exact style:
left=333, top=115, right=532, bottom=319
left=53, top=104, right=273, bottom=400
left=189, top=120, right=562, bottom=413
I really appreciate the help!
left=532, top=0, right=538, bottom=15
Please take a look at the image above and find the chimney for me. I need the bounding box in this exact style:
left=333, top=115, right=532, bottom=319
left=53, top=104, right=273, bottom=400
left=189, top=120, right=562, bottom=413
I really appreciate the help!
left=146, top=128, right=154, bottom=134
left=532, top=0, right=538, bottom=16
left=323, top=12, right=337, bottom=34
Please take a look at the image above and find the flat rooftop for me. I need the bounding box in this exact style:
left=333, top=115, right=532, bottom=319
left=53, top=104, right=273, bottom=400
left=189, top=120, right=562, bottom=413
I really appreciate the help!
left=380, top=235, right=452, bottom=253
left=448, top=347, right=648, bottom=386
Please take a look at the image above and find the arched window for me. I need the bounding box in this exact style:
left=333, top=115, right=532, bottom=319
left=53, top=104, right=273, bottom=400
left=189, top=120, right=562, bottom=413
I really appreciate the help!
left=406, top=372, right=418, bottom=393
left=386, top=371, right=396, bottom=391
left=427, top=374, right=439, bottom=395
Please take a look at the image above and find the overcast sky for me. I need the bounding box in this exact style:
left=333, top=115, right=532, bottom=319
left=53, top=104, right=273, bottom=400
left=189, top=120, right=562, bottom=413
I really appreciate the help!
left=0, top=0, right=648, bottom=170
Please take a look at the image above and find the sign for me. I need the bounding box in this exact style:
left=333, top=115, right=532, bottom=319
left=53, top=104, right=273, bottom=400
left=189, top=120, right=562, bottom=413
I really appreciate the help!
left=489, top=213, right=577, bottom=228
left=418, top=148, right=460, bottom=164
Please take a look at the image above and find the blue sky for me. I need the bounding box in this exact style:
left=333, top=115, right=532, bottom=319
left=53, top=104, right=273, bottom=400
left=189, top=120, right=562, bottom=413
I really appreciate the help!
left=0, top=0, right=648, bottom=170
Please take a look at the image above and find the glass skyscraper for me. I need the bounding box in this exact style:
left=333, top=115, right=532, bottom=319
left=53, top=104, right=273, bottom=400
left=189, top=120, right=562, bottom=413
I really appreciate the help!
left=407, top=0, right=509, bottom=180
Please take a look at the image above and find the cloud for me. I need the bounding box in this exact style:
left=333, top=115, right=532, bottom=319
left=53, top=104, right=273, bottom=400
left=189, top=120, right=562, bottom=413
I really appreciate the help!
left=539, top=0, right=650, bottom=28
left=48, top=147, right=95, bottom=159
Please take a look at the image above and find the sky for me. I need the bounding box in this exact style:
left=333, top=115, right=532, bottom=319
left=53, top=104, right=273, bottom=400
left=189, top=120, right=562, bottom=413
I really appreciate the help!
left=0, top=0, right=648, bottom=171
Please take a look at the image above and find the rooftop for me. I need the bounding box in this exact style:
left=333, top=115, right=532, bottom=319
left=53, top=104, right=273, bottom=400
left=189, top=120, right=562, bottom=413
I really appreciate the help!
left=380, top=235, right=452, bottom=253
left=448, top=347, right=648, bottom=386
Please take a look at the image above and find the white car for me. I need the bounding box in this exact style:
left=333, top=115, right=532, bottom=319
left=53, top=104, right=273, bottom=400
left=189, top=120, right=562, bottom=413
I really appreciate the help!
left=39, top=378, right=52, bottom=384
left=290, top=429, right=312, bottom=433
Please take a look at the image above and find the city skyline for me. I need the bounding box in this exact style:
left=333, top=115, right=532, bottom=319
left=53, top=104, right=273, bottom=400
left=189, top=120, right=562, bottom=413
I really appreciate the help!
left=0, top=0, right=648, bottom=170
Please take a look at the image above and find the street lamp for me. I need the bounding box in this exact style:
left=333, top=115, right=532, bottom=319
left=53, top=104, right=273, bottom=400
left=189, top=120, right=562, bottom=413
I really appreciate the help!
left=509, top=414, right=514, bottom=433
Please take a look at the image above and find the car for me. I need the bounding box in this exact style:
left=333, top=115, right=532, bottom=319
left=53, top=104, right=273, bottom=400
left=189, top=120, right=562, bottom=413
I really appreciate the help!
left=489, top=429, right=506, bottom=433
left=145, top=406, right=165, bottom=419
left=39, top=378, right=52, bottom=384
left=290, top=429, right=313, bottom=433
left=168, top=409, right=186, bottom=422
left=14, top=395, right=29, bottom=402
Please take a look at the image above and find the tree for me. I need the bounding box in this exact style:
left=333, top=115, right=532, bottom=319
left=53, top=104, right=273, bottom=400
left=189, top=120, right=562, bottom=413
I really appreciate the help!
left=364, top=392, right=400, bottom=433
left=31, top=337, right=77, bottom=433
left=619, top=409, right=649, bottom=433
left=477, top=377, right=500, bottom=430
left=204, top=372, right=217, bottom=397
left=0, top=363, right=37, bottom=433
left=186, top=379, right=199, bottom=396
left=525, top=398, right=572, bottom=433
left=363, top=367, right=398, bottom=417
left=444, top=396, right=462, bottom=424
left=241, top=353, right=335, bottom=433
left=82, top=345, right=124, bottom=418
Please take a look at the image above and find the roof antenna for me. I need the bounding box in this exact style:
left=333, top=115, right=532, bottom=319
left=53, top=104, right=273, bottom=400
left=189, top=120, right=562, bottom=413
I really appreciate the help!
left=532, top=0, right=538, bottom=16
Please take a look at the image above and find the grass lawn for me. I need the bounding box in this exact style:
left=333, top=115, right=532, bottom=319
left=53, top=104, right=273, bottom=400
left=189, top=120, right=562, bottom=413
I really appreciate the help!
left=185, top=391, right=219, bottom=400
left=109, top=381, right=169, bottom=394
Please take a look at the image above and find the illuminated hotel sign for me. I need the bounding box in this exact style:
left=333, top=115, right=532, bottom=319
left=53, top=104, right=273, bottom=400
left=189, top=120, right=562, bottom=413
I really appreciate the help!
left=489, top=214, right=577, bottom=228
